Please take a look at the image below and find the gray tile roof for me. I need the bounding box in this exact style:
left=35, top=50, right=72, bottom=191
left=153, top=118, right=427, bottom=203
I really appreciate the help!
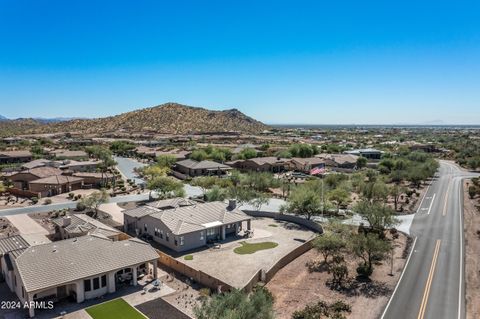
left=52, top=214, right=120, bottom=237
left=15, top=235, right=159, bottom=293
left=0, top=235, right=30, bottom=256
left=149, top=201, right=251, bottom=235
left=176, top=159, right=231, bottom=170
left=146, top=198, right=197, bottom=209
left=123, top=206, right=159, bottom=218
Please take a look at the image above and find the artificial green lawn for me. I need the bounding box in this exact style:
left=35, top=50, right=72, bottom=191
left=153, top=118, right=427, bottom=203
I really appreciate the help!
left=86, top=298, right=146, bottom=319
left=233, top=241, right=278, bottom=255
left=184, top=254, right=193, bottom=260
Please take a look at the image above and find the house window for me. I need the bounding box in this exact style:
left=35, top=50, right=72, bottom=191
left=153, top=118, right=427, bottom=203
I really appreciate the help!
left=227, top=224, right=231, bottom=229
left=180, top=236, right=184, bottom=246
left=206, top=228, right=215, bottom=236
left=174, top=238, right=178, bottom=246
left=166, top=233, right=170, bottom=242
left=144, top=224, right=147, bottom=232
left=154, top=228, right=159, bottom=237
left=101, top=275, right=107, bottom=287
left=200, top=231, right=204, bottom=240
left=160, top=230, right=163, bottom=239
left=84, top=279, right=91, bottom=292
left=93, top=277, right=100, bottom=290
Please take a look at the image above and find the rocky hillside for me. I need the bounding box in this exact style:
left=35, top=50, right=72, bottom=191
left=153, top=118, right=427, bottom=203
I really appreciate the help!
left=0, top=118, right=44, bottom=137
left=27, top=103, right=269, bottom=135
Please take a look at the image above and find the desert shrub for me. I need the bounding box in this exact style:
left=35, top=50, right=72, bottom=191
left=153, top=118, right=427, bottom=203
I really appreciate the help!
left=76, top=202, right=86, bottom=211
left=44, top=198, right=52, bottom=205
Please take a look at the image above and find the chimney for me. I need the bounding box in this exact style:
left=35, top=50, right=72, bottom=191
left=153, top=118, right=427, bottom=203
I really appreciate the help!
left=62, top=216, right=71, bottom=227
left=227, top=199, right=237, bottom=210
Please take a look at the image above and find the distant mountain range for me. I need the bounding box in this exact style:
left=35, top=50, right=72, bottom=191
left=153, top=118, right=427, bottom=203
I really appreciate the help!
left=0, top=103, right=269, bottom=136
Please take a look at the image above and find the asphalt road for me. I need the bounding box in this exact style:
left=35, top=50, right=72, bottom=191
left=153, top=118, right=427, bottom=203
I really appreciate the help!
left=382, top=161, right=479, bottom=319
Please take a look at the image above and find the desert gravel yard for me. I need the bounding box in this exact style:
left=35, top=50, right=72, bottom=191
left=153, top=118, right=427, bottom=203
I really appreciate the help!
left=179, top=217, right=316, bottom=288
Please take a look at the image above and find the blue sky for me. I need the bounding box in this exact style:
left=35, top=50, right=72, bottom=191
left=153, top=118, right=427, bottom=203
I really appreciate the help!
left=1, top=0, right=479, bottom=124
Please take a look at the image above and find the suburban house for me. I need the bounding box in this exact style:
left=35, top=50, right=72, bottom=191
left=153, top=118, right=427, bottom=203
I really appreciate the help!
left=52, top=214, right=121, bottom=241
left=135, top=146, right=190, bottom=161
left=49, top=150, right=88, bottom=160
left=28, top=175, right=84, bottom=197
left=344, top=148, right=383, bottom=160
left=59, top=160, right=101, bottom=172
left=229, top=157, right=291, bottom=173
left=21, top=159, right=62, bottom=170
left=1, top=235, right=159, bottom=317
left=0, top=150, right=33, bottom=164
left=123, top=200, right=252, bottom=253
left=315, top=154, right=359, bottom=171
left=8, top=167, right=64, bottom=190
left=290, top=157, right=326, bottom=174
left=173, top=159, right=231, bottom=178
left=71, top=172, right=114, bottom=187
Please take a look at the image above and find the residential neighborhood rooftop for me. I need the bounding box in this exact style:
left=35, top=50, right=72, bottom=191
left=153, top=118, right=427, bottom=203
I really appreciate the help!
left=13, top=235, right=159, bottom=293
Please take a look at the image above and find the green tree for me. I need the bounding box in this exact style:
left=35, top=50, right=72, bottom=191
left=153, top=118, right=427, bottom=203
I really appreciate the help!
left=194, top=287, right=274, bottom=319
left=205, top=185, right=229, bottom=202
left=81, top=189, right=109, bottom=218
left=190, top=149, right=209, bottom=161
left=0, top=181, right=6, bottom=194
left=109, top=140, right=135, bottom=155
left=191, top=176, right=218, bottom=196
left=313, top=233, right=347, bottom=264
left=147, top=176, right=185, bottom=199
left=351, top=233, right=391, bottom=277
left=355, top=200, right=398, bottom=234
left=389, top=184, right=407, bottom=211
left=356, top=156, right=367, bottom=169
left=282, top=184, right=322, bottom=220
left=327, top=188, right=350, bottom=213
left=292, top=300, right=351, bottom=319
left=156, top=154, right=177, bottom=169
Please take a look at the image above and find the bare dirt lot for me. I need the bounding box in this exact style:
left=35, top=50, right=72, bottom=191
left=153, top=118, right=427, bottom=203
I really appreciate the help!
left=463, top=180, right=480, bottom=319
left=266, top=232, right=409, bottom=319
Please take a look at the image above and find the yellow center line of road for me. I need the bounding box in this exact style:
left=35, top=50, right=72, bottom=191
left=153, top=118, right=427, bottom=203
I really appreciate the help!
left=417, top=239, right=442, bottom=319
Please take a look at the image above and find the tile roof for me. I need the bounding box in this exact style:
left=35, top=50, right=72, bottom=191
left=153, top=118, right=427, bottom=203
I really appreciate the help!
left=29, top=175, right=84, bottom=185
left=52, top=214, right=120, bottom=237
left=15, top=235, right=159, bottom=293
left=0, top=235, right=30, bottom=256
left=149, top=201, right=251, bottom=235
left=146, top=198, right=197, bottom=209
left=176, top=159, right=231, bottom=170
left=246, top=157, right=290, bottom=166
left=291, top=157, right=325, bottom=166
left=15, top=166, right=63, bottom=179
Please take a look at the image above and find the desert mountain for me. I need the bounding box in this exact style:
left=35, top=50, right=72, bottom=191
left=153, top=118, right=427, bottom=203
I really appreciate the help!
left=20, top=103, right=269, bottom=135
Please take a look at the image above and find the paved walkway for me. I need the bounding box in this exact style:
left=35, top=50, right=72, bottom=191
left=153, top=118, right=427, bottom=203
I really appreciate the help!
left=114, top=156, right=147, bottom=185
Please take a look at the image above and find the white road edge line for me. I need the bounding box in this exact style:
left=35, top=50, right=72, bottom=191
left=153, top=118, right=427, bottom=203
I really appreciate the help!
left=417, top=181, right=432, bottom=213
left=427, top=193, right=436, bottom=215
left=458, top=178, right=463, bottom=319
left=380, top=236, right=418, bottom=319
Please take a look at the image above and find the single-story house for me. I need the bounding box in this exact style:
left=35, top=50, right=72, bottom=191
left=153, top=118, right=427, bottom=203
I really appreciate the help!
left=49, top=150, right=88, bottom=160
left=344, top=148, right=383, bottom=160
left=8, top=166, right=64, bottom=190
left=290, top=157, right=326, bottom=173
left=71, top=172, right=114, bottom=187
left=59, top=160, right=101, bottom=172
left=123, top=200, right=252, bottom=252
left=229, top=157, right=291, bottom=173
left=0, top=150, right=33, bottom=164
left=174, top=159, right=231, bottom=178
left=21, top=159, right=62, bottom=170
left=315, top=154, right=359, bottom=171
left=29, top=175, right=84, bottom=197
left=52, top=214, right=121, bottom=241
left=135, top=146, right=190, bottom=161
left=1, top=235, right=159, bottom=317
